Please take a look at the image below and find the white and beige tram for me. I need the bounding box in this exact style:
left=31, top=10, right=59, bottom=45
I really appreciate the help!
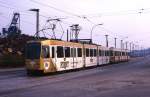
left=25, top=39, right=130, bottom=74
left=109, top=47, right=129, bottom=63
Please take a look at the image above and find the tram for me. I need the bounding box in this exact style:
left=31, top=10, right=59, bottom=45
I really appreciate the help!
left=25, top=39, right=130, bottom=74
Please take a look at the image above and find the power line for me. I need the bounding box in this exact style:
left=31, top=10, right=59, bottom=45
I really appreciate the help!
left=30, top=0, right=81, bottom=18
left=80, top=8, right=150, bottom=18
left=1, top=0, right=150, bottom=19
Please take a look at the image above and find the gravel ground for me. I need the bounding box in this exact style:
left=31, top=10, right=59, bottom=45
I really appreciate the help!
left=0, top=56, right=150, bottom=97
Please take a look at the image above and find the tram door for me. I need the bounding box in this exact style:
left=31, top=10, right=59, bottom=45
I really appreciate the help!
left=51, top=46, right=56, bottom=66
left=42, top=46, right=52, bottom=72
left=71, top=47, right=78, bottom=69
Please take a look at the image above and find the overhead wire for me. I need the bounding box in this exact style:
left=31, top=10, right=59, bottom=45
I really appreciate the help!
left=30, top=0, right=81, bottom=18
left=1, top=0, right=150, bottom=19
left=80, top=8, right=150, bottom=18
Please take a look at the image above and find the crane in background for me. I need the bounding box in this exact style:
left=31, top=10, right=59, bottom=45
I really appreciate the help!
left=2, top=12, right=21, bottom=37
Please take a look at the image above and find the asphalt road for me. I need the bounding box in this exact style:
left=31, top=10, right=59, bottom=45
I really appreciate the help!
left=0, top=56, right=150, bottom=97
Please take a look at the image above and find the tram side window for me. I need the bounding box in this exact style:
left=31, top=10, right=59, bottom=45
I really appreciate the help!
left=115, top=51, right=117, bottom=56
left=119, top=52, right=121, bottom=56
left=105, top=51, right=108, bottom=56
left=86, top=48, right=89, bottom=57
left=52, top=47, right=55, bottom=58
left=94, top=49, right=96, bottom=57
left=99, top=50, right=101, bottom=56
left=127, top=52, right=129, bottom=56
left=123, top=52, right=125, bottom=56
left=77, top=48, right=82, bottom=57
left=71, top=48, right=73, bottom=57
left=101, top=50, right=104, bottom=56
left=122, top=52, right=125, bottom=56
left=117, top=51, right=119, bottom=56
left=90, top=49, right=93, bottom=57
left=42, top=46, right=50, bottom=58
left=108, top=51, right=110, bottom=56
left=104, top=51, right=106, bottom=56
left=102, top=51, right=105, bottom=56
left=110, top=51, right=113, bottom=56
left=57, top=46, right=64, bottom=58
left=65, top=47, right=70, bottom=57
left=116, top=51, right=118, bottom=56
left=105, top=51, right=107, bottom=56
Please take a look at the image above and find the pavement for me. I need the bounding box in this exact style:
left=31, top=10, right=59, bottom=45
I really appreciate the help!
left=0, top=56, right=150, bottom=97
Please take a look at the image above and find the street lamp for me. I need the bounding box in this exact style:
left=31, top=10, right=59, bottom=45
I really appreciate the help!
left=121, top=40, right=123, bottom=49
left=90, top=23, right=103, bottom=43
left=29, top=8, right=40, bottom=38
left=105, top=35, right=109, bottom=47
left=114, top=37, right=117, bottom=48
left=129, top=42, right=132, bottom=53
left=125, top=41, right=128, bottom=50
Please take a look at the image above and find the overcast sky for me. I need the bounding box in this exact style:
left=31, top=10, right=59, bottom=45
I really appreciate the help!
left=0, top=0, right=150, bottom=48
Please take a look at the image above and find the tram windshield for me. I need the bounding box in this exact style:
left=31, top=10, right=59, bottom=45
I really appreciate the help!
left=25, top=43, right=41, bottom=59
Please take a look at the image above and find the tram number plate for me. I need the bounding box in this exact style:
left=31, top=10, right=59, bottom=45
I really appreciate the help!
left=60, top=61, right=69, bottom=69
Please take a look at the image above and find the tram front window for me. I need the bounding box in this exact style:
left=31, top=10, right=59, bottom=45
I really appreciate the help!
left=26, top=43, right=41, bottom=59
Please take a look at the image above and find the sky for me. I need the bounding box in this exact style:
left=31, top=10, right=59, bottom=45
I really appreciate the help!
left=0, top=0, right=150, bottom=49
